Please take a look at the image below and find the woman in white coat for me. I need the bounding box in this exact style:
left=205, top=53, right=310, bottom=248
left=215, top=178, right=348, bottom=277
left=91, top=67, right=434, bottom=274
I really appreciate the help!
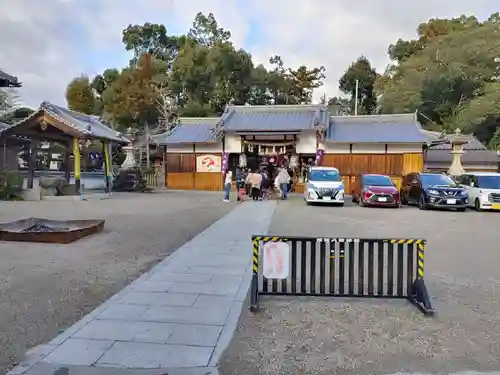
left=275, top=166, right=291, bottom=200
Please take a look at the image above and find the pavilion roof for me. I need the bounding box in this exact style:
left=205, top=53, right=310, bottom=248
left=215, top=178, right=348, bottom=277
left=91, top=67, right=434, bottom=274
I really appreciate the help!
left=0, top=102, right=128, bottom=143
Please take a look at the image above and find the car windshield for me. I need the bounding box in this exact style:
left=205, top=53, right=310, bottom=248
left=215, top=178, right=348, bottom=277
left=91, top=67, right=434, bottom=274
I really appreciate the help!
left=420, top=174, right=456, bottom=187
left=477, top=175, right=500, bottom=189
left=363, top=175, right=393, bottom=186
left=309, top=169, right=341, bottom=182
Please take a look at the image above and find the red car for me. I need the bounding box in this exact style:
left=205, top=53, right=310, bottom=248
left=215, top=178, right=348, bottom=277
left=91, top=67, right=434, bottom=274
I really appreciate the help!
left=352, top=174, right=400, bottom=208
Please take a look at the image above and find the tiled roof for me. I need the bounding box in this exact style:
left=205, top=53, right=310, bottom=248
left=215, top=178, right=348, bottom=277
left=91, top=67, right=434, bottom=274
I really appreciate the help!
left=426, top=149, right=499, bottom=164
left=153, top=117, right=220, bottom=145
left=220, top=104, right=329, bottom=132
left=327, top=113, right=428, bottom=143
left=428, top=133, right=487, bottom=150
left=419, top=129, right=447, bottom=144
left=0, top=70, right=21, bottom=87
left=40, top=102, right=127, bottom=143
left=1, top=102, right=128, bottom=143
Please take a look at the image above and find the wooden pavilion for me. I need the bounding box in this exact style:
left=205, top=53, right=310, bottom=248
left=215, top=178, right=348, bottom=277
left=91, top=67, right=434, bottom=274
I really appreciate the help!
left=0, top=101, right=128, bottom=194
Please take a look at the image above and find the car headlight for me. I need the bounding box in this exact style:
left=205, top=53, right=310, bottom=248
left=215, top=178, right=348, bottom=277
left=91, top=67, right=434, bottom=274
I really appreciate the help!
left=338, top=183, right=344, bottom=191
left=427, top=189, right=439, bottom=195
left=308, top=190, right=318, bottom=199
left=307, top=183, right=316, bottom=190
left=480, top=191, right=489, bottom=200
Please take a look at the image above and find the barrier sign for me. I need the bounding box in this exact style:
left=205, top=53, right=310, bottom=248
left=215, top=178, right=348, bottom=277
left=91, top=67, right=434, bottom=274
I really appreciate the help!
left=250, top=235, right=434, bottom=316
left=262, top=241, right=290, bottom=279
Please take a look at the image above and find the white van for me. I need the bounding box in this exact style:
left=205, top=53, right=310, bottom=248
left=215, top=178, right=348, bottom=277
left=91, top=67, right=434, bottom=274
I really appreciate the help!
left=304, top=166, right=345, bottom=206
left=457, top=172, right=500, bottom=211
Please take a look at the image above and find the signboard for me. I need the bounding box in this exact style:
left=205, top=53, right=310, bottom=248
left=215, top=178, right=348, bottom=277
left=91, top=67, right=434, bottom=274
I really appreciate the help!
left=196, top=155, right=222, bottom=172
left=262, top=241, right=290, bottom=279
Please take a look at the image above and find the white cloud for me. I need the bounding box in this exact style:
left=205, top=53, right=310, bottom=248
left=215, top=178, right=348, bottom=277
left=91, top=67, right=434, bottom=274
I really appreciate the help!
left=0, top=0, right=496, bottom=108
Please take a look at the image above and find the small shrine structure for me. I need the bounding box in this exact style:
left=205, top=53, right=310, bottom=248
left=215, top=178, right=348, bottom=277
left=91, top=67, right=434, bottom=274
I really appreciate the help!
left=0, top=101, right=128, bottom=196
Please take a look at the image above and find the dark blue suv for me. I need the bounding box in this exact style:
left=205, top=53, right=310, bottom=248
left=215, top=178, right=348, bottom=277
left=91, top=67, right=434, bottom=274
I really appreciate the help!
left=400, top=172, right=468, bottom=211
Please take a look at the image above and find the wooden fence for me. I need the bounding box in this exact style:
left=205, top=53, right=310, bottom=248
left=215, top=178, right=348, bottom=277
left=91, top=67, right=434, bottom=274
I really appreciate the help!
left=163, top=152, right=424, bottom=193
left=143, top=170, right=164, bottom=189
left=165, top=153, right=223, bottom=191
left=322, top=153, right=423, bottom=193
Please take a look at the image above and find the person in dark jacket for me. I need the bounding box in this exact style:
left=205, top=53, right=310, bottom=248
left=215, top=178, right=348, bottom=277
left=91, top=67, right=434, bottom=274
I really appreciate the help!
left=235, top=167, right=245, bottom=201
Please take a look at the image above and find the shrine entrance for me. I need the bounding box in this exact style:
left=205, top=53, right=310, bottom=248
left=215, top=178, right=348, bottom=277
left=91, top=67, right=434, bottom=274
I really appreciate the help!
left=233, top=133, right=307, bottom=193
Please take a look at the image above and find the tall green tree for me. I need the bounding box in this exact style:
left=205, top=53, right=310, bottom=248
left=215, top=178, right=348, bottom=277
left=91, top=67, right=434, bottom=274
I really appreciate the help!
left=65, top=76, right=96, bottom=115
left=169, top=40, right=213, bottom=114
left=122, top=23, right=168, bottom=63
left=267, top=55, right=290, bottom=104
left=288, top=65, right=325, bottom=104
left=339, top=56, right=379, bottom=114
left=66, top=12, right=328, bottom=127
left=388, top=15, right=481, bottom=63
left=377, top=13, right=500, bottom=146
left=122, top=22, right=186, bottom=67
left=488, top=126, right=500, bottom=150
left=102, top=54, right=159, bottom=130
left=327, top=97, right=351, bottom=116
left=92, top=68, right=120, bottom=95
left=248, top=64, right=272, bottom=105
left=188, top=12, right=231, bottom=46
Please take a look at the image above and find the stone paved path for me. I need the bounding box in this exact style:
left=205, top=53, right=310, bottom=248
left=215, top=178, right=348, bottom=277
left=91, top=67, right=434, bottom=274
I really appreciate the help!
left=8, top=201, right=277, bottom=375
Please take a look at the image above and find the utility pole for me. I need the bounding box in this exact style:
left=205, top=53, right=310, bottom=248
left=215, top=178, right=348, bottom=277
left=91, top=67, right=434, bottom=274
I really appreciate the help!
left=354, top=79, right=359, bottom=116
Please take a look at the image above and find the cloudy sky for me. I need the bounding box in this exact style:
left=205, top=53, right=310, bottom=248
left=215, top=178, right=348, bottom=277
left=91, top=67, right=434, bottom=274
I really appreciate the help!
left=0, top=0, right=497, bottom=108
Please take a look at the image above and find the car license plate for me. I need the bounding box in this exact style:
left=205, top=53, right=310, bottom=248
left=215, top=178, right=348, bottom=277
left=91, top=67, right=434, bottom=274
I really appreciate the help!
left=492, top=204, right=500, bottom=210
left=378, top=197, right=387, bottom=202
left=323, top=196, right=331, bottom=201
left=446, top=199, right=456, bottom=204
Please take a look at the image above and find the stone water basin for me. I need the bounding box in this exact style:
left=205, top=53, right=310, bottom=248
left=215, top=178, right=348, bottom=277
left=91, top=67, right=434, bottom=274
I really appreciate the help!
left=0, top=218, right=105, bottom=244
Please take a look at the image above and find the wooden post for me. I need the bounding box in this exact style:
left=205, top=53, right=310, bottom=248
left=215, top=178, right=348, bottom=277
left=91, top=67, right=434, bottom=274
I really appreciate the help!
left=193, top=144, right=196, bottom=189
left=102, top=140, right=111, bottom=193
left=73, top=137, right=81, bottom=193
left=384, top=144, right=388, bottom=177
left=27, top=140, right=37, bottom=189
left=162, top=145, right=166, bottom=189
left=64, top=140, right=71, bottom=183
left=164, top=145, right=168, bottom=189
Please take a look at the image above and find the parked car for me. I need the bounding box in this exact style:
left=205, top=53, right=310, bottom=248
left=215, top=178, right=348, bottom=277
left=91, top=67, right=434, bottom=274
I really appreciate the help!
left=400, top=172, right=468, bottom=211
left=457, top=172, right=500, bottom=211
left=304, top=166, right=344, bottom=206
left=352, top=174, right=400, bottom=208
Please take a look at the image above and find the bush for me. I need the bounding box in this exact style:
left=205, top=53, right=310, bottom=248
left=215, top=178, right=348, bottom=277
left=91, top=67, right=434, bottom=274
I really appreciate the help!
left=113, top=167, right=150, bottom=192
left=0, top=169, right=24, bottom=200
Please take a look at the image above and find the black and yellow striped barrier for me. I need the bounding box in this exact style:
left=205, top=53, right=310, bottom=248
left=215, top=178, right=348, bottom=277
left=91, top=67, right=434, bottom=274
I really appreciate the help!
left=249, top=235, right=434, bottom=316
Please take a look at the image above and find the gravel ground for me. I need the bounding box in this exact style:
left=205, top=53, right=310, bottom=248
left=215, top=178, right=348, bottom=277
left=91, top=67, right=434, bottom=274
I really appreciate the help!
left=0, top=191, right=235, bottom=374
left=219, top=195, right=500, bottom=375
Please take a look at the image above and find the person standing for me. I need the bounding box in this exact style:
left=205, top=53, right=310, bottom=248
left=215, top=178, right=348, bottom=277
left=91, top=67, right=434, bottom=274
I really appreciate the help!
left=276, top=166, right=291, bottom=200
left=235, top=166, right=244, bottom=202
left=244, top=167, right=252, bottom=196
left=249, top=169, right=262, bottom=201
left=223, top=170, right=233, bottom=202
left=287, top=166, right=293, bottom=193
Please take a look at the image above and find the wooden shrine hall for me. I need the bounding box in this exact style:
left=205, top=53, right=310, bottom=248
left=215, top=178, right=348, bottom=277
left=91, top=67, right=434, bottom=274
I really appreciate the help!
left=153, top=105, right=430, bottom=193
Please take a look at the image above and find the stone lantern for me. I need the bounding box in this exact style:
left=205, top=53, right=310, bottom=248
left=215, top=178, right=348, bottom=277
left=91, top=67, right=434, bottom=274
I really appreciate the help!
left=122, top=127, right=138, bottom=169
left=447, top=128, right=469, bottom=176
